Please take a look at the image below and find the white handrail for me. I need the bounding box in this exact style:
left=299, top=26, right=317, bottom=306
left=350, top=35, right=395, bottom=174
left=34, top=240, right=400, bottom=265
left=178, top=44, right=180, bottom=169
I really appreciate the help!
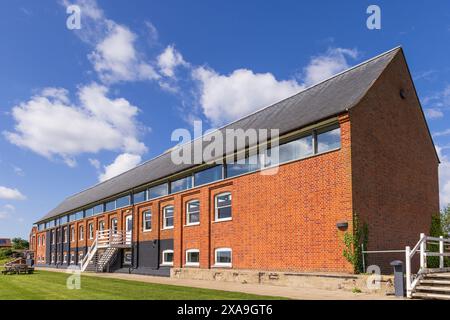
left=406, top=234, right=449, bottom=298
left=79, top=228, right=131, bottom=272
left=80, top=236, right=98, bottom=272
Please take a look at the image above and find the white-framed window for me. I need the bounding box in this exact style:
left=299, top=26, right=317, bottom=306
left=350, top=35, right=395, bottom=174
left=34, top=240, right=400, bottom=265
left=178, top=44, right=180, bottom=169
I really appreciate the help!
left=163, top=206, right=174, bottom=229
left=63, top=253, right=67, bottom=264
left=37, top=235, right=41, bottom=247
left=51, top=253, right=55, bottom=264
left=161, top=249, right=174, bottom=266
left=215, top=193, right=232, bottom=221
left=79, top=225, right=84, bottom=240
left=63, top=227, right=68, bottom=243
left=57, top=253, right=61, bottom=263
left=71, top=226, right=75, bottom=242
left=185, top=249, right=200, bottom=267
left=88, top=223, right=94, bottom=239
left=186, top=200, right=200, bottom=225
left=99, top=221, right=105, bottom=232
left=143, top=210, right=152, bottom=231
left=79, top=252, right=83, bottom=264
left=111, top=218, right=118, bottom=233
left=214, top=248, right=232, bottom=267
left=52, top=230, right=56, bottom=244
left=70, top=253, right=75, bottom=264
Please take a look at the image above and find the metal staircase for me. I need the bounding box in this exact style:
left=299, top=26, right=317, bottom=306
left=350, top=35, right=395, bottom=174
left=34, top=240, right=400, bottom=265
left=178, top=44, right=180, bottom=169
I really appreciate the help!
left=406, top=234, right=450, bottom=299
left=80, top=229, right=131, bottom=272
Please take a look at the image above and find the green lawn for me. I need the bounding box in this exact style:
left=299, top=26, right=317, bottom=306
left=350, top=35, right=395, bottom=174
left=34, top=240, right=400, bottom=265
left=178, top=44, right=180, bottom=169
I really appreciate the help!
left=0, top=271, right=284, bottom=300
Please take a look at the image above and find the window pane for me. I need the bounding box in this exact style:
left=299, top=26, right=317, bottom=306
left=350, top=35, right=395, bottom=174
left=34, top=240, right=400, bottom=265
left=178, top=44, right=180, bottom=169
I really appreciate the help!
left=188, top=251, right=199, bottom=263
left=116, top=195, right=131, bottom=208
left=133, top=191, right=147, bottom=204
left=93, top=204, right=104, bottom=215
left=187, top=201, right=200, bottom=224
left=265, top=134, right=313, bottom=167
left=60, top=215, right=68, bottom=224
left=85, top=208, right=93, bottom=217
left=194, top=165, right=223, bottom=186
left=218, top=206, right=232, bottom=220
left=188, top=201, right=200, bottom=212
left=148, top=184, right=168, bottom=199
left=75, top=211, right=84, bottom=220
left=164, top=252, right=173, bottom=263
left=105, top=201, right=116, bottom=212
left=217, top=251, right=231, bottom=263
left=217, top=193, right=231, bottom=207
left=317, top=125, right=341, bottom=153
left=170, top=176, right=192, bottom=193
left=226, top=154, right=260, bottom=178
left=143, top=211, right=152, bottom=230
left=69, top=213, right=76, bottom=222
left=164, top=206, right=174, bottom=227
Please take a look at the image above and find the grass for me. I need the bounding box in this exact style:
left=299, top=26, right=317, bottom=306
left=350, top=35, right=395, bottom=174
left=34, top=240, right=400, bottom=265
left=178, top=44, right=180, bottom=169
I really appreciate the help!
left=0, top=271, right=284, bottom=300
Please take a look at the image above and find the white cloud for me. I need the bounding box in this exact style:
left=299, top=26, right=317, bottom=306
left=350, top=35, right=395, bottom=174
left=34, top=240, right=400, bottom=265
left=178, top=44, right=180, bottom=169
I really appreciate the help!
left=193, top=67, right=303, bottom=126
left=4, top=84, right=147, bottom=166
left=88, top=158, right=101, bottom=169
left=437, top=146, right=450, bottom=209
left=12, top=165, right=25, bottom=177
left=425, top=108, right=444, bottom=120
left=89, top=24, right=159, bottom=83
left=157, top=45, right=187, bottom=78
left=0, top=204, right=15, bottom=219
left=434, top=129, right=450, bottom=138
left=0, top=187, right=26, bottom=200
left=99, top=153, right=142, bottom=182
left=302, top=48, right=359, bottom=87
left=63, top=0, right=158, bottom=84
left=192, top=47, right=358, bottom=126
left=422, top=85, right=450, bottom=117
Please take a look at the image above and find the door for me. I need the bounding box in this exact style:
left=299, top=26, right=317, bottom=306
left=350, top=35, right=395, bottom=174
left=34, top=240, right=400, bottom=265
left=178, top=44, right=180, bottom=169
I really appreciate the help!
left=125, top=215, right=133, bottom=245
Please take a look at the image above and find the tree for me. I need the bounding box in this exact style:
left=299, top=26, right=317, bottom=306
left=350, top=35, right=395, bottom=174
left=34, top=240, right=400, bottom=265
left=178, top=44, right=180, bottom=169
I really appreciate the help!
left=11, top=238, right=29, bottom=250
left=441, top=205, right=450, bottom=237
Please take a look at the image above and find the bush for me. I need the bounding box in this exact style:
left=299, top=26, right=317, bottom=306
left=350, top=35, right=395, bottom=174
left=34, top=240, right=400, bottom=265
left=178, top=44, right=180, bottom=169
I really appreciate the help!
left=427, top=213, right=450, bottom=268
left=0, top=248, right=13, bottom=260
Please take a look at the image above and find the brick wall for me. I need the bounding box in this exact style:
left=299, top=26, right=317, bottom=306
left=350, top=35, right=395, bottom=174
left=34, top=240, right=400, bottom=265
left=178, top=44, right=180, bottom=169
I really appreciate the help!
left=350, top=50, right=440, bottom=273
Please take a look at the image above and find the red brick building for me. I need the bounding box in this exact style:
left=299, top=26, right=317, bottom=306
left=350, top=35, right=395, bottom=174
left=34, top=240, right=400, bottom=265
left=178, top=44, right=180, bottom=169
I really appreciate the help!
left=0, top=238, right=12, bottom=249
left=30, top=47, right=439, bottom=276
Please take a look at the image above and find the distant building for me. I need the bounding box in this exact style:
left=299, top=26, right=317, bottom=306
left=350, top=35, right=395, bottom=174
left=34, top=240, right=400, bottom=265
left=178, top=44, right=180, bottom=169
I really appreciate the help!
left=0, top=239, right=12, bottom=249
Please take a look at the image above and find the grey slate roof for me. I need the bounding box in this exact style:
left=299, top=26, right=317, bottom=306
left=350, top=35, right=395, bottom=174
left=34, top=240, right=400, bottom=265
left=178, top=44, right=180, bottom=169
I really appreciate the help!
left=36, top=47, right=401, bottom=223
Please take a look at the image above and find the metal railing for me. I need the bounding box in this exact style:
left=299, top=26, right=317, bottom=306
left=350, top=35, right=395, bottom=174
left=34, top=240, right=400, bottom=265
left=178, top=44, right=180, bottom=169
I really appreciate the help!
left=405, top=233, right=450, bottom=298
left=79, top=229, right=131, bottom=272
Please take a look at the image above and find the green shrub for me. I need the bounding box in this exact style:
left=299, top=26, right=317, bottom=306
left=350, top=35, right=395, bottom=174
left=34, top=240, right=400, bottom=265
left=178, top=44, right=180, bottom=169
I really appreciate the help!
left=342, top=213, right=368, bottom=274
left=0, top=248, right=13, bottom=260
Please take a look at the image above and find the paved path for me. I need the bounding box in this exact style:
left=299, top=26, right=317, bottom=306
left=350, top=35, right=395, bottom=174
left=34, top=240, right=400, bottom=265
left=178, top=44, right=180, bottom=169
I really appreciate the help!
left=36, top=267, right=400, bottom=300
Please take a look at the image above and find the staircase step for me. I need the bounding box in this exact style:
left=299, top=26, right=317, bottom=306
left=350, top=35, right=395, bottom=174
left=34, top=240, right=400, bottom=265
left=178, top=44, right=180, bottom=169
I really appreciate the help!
left=412, top=292, right=450, bottom=300
left=424, top=273, right=450, bottom=278
left=416, top=285, right=450, bottom=293
left=420, top=279, right=450, bottom=285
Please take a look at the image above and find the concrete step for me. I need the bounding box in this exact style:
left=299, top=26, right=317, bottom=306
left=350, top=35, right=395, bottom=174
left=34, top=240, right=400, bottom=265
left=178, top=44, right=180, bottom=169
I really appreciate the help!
left=424, top=273, right=450, bottom=279
left=420, top=279, right=450, bottom=285
left=416, top=285, right=450, bottom=293
left=412, top=292, right=450, bottom=300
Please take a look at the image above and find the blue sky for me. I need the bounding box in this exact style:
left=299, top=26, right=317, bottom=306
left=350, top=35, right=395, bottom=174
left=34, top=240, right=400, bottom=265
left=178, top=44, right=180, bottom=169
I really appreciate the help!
left=1, top=0, right=450, bottom=238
